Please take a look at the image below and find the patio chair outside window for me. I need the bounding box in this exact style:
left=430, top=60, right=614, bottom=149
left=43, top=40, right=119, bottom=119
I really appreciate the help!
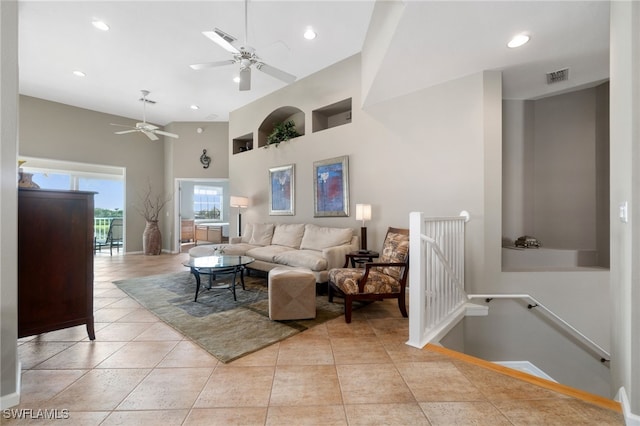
left=95, top=218, right=123, bottom=255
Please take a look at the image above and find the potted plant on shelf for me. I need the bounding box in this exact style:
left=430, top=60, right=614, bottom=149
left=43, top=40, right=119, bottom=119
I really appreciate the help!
left=136, top=181, right=171, bottom=255
left=265, top=120, right=300, bottom=148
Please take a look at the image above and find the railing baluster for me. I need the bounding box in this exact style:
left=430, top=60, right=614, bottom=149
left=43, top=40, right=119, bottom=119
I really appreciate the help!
left=408, top=212, right=468, bottom=348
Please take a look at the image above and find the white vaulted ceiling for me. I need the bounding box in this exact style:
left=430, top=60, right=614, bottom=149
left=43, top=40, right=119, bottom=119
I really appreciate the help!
left=18, top=1, right=610, bottom=125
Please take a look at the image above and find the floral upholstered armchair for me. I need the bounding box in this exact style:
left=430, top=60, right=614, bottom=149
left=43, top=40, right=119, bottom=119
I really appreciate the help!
left=328, top=227, right=409, bottom=323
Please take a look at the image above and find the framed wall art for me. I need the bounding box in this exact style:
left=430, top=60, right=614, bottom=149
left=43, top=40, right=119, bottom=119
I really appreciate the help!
left=313, top=155, right=349, bottom=217
left=269, top=164, right=295, bottom=215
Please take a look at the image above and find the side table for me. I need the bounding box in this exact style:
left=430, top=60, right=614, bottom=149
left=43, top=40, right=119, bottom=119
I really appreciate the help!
left=344, top=251, right=380, bottom=268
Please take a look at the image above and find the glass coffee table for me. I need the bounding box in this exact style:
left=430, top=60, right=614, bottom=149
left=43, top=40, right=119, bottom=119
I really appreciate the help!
left=183, top=255, right=254, bottom=302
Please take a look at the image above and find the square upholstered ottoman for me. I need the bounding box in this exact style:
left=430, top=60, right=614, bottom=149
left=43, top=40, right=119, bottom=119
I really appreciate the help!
left=268, top=267, right=316, bottom=320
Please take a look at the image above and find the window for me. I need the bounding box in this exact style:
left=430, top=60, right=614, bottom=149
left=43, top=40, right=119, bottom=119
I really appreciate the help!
left=193, top=185, right=223, bottom=220
left=21, top=158, right=124, bottom=219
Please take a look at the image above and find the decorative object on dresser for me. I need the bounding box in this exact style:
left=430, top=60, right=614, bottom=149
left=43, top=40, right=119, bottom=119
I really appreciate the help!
left=18, top=188, right=96, bottom=340
left=313, top=155, right=349, bottom=217
left=355, top=203, right=372, bottom=251
left=269, top=164, right=295, bottom=216
left=229, top=195, right=250, bottom=236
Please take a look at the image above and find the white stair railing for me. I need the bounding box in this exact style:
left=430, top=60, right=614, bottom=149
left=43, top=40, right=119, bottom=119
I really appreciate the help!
left=407, top=211, right=469, bottom=348
left=467, top=293, right=611, bottom=363
left=406, top=212, right=610, bottom=365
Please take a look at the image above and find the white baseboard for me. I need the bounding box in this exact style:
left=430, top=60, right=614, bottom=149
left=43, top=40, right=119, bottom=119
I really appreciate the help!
left=0, top=361, right=21, bottom=409
left=494, top=360, right=557, bottom=382
left=617, top=387, right=640, bottom=425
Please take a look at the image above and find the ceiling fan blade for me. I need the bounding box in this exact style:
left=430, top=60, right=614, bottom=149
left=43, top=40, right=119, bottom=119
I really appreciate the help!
left=202, top=29, right=239, bottom=54
left=114, top=130, right=138, bottom=135
left=110, top=123, right=135, bottom=129
left=256, top=62, right=296, bottom=84
left=142, top=131, right=159, bottom=141
left=154, top=130, right=180, bottom=139
left=239, top=67, right=251, bottom=91
left=190, top=59, right=236, bottom=70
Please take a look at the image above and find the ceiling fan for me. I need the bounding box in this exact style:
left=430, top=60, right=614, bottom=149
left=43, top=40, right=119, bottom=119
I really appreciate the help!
left=110, top=90, right=179, bottom=141
left=190, top=0, right=296, bottom=91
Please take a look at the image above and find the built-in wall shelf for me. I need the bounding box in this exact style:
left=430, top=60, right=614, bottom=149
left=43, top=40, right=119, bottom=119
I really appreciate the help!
left=232, top=132, right=254, bottom=155
left=258, top=106, right=305, bottom=148
left=312, top=98, right=352, bottom=133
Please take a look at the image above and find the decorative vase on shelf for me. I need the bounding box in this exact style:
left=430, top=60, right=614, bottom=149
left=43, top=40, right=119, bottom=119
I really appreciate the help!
left=143, top=220, right=162, bottom=255
left=18, top=170, right=40, bottom=188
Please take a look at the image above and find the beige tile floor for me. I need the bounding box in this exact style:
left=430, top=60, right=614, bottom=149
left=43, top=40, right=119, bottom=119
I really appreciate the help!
left=9, top=251, right=624, bottom=425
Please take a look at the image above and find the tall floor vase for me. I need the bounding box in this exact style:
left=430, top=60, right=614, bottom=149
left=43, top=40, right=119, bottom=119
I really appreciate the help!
left=143, top=220, right=162, bottom=255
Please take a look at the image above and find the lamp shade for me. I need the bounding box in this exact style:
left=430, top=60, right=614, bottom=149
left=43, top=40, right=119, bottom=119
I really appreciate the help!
left=355, top=204, right=372, bottom=222
left=230, top=196, right=249, bottom=208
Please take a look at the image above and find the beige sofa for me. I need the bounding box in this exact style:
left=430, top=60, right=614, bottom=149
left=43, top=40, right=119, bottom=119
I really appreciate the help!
left=189, top=223, right=359, bottom=283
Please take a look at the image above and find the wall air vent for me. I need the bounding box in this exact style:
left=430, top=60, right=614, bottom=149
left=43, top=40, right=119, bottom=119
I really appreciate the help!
left=214, top=28, right=236, bottom=44
left=546, top=68, right=569, bottom=84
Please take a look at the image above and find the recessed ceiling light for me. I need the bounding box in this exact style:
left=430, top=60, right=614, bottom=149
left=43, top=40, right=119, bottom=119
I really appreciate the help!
left=92, top=20, right=110, bottom=31
left=190, top=105, right=200, bottom=110
left=73, top=70, right=86, bottom=77
left=507, top=34, right=530, bottom=48
left=303, top=27, right=317, bottom=40
left=233, top=76, right=240, bottom=83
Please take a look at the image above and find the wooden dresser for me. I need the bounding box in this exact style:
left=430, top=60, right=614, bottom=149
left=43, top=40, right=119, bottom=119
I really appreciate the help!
left=18, top=188, right=96, bottom=340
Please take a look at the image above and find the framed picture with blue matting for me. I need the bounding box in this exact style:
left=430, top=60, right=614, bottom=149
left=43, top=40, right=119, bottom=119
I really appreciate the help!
left=269, top=164, right=295, bottom=215
left=313, top=155, right=349, bottom=217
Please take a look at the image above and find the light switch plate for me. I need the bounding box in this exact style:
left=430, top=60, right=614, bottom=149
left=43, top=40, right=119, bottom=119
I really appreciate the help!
left=619, top=201, right=629, bottom=223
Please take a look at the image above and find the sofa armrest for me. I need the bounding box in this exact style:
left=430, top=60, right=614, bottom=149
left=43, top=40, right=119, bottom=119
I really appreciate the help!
left=229, top=236, right=243, bottom=244
left=322, top=236, right=360, bottom=270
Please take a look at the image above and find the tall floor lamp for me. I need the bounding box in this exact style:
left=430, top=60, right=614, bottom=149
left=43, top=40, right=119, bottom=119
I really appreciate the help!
left=355, top=203, right=372, bottom=251
left=230, top=196, right=249, bottom=237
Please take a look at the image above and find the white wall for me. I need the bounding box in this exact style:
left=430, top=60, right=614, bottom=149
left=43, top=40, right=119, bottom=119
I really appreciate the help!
left=229, top=55, right=493, bottom=291
left=164, top=121, right=229, bottom=252
left=533, top=89, right=598, bottom=250
left=610, top=0, right=640, bottom=416
left=17, top=98, right=230, bottom=253
left=0, top=0, right=19, bottom=409
left=503, top=86, right=610, bottom=255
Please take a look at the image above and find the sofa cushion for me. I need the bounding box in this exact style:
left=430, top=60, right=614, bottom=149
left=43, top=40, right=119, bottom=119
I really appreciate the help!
left=218, top=243, right=257, bottom=256
left=249, top=223, right=275, bottom=246
left=300, top=224, right=353, bottom=251
left=241, top=224, right=253, bottom=243
left=271, top=223, right=305, bottom=249
left=246, top=245, right=295, bottom=263
left=274, top=249, right=328, bottom=271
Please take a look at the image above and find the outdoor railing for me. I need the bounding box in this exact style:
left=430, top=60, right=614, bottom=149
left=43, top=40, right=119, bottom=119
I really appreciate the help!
left=94, top=217, right=120, bottom=242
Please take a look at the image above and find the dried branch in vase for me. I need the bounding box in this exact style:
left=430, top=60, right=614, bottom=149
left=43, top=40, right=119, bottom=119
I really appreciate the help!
left=136, top=181, right=171, bottom=222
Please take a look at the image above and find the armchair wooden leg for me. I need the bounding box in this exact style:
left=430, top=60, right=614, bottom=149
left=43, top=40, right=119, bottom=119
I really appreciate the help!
left=328, top=282, right=334, bottom=303
left=344, top=295, right=353, bottom=323
left=398, top=293, right=408, bottom=318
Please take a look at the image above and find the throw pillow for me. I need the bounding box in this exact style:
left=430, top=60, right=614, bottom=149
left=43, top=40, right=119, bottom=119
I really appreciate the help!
left=271, top=223, right=305, bottom=248
left=241, top=223, right=253, bottom=243
left=300, top=224, right=353, bottom=251
left=249, top=223, right=275, bottom=246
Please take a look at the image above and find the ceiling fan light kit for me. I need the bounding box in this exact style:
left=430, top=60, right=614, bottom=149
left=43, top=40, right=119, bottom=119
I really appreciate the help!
left=110, top=90, right=179, bottom=141
left=190, top=0, right=297, bottom=91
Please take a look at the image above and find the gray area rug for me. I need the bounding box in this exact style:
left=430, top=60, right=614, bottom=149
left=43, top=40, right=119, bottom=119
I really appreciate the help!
left=113, top=271, right=346, bottom=363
